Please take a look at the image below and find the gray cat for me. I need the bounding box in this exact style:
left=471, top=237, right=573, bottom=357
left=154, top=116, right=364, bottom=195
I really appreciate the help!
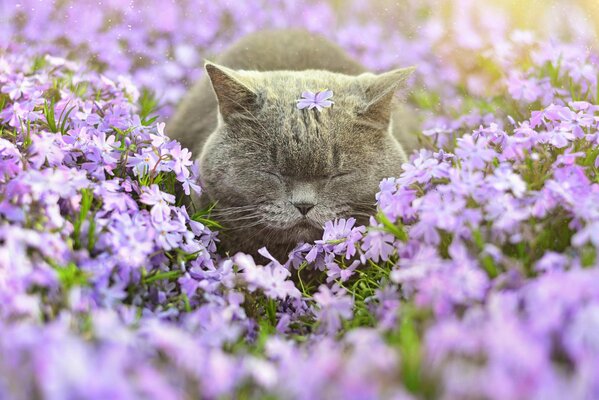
left=168, top=29, right=416, bottom=260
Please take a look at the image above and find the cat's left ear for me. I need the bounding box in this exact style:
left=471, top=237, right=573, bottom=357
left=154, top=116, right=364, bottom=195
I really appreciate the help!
left=204, top=61, right=258, bottom=121
left=358, top=67, right=415, bottom=123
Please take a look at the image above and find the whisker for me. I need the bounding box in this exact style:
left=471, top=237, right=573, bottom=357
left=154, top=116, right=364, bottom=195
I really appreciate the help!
left=217, top=214, right=263, bottom=223
left=224, top=221, right=266, bottom=232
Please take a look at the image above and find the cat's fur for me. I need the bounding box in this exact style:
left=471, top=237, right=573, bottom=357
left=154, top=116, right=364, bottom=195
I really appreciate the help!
left=168, top=29, right=416, bottom=260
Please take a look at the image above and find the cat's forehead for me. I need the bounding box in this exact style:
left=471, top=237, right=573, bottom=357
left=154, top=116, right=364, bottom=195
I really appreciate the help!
left=249, top=73, right=361, bottom=175
left=256, top=70, right=363, bottom=104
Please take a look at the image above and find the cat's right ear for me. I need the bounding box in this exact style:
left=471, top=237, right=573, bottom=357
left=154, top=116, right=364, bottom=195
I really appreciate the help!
left=204, top=61, right=258, bottom=121
left=357, top=67, right=415, bottom=125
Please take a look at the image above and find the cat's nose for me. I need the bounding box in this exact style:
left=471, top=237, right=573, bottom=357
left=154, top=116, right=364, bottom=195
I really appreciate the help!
left=293, top=202, right=315, bottom=215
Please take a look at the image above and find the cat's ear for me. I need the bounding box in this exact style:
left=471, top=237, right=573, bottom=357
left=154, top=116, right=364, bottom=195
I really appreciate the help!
left=204, top=61, right=258, bottom=120
left=358, top=67, right=415, bottom=123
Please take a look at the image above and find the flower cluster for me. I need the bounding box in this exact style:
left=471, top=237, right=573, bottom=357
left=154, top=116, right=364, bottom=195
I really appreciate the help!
left=2, top=0, right=599, bottom=399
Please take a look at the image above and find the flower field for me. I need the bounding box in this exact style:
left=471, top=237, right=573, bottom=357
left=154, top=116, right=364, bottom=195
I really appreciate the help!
left=1, top=0, right=599, bottom=398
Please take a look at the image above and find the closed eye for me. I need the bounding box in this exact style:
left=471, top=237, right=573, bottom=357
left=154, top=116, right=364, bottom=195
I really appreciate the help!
left=259, top=170, right=284, bottom=182
left=329, top=171, right=352, bottom=180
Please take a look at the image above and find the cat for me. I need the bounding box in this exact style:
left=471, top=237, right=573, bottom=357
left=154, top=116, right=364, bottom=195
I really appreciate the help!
left=168, top=29, right=416, bottom=261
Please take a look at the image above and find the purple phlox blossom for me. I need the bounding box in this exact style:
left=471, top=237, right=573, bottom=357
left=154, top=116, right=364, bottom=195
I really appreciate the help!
left=553, top=148, right=585, bottom=167
left=446, top=240, right=490, bottom=303
left=391, top=244, right=444, bottom=285
left=91, top=131, right=119, bottom=158
left=187, top=258, right=236, bottom=293
left=315, top=217, right=365, bottom=259
left=376, top=178, right=417, bottom=222
left=81, top=146, right=115, bottom=179
left=326, top=260, right=360, bottom=284
left=472, top=122, right=507, bottom=145
left=572, top=220, right=599, bottom=248
left=568, top=62, right=597, bottom=85
left=129, top=149, right=162, bottom=177
left=398, top=149, right=451, bottom=186
left=235, top=250, right=300, bottom=300
left=63, top=126, right=92, bottom=150
left=74, top=101, right=102, bottom=126
left=506, top=72, right=542, bottom=103
left=411, top=190, right=468, bottom=240
left=150, top=122, right=169, bottom=147
left=485, top=193, right=530, bottom=234
left=95, top=179, right=139, bottom=213
left=530, top=103, right=562, bottom=128
left=1, top=99, right=43, bottom=128
left=370, top=285, right=401, bottom=330
left=152, top=217, right=187, bottom=250
left=1, top=73, right=33, bottom=100
left=434, top=149, right=455, bottom=163
left=543, top=165, right=592, bottom=209
left=422, top=125, right=453, bottom=147
left=296, top=89, right=334, bottom=111
left=180, top=159, right=202, bottom=196
left=107, top=213, right=154, bottom=267
left=564, top=303, right=599, bottom=363
left=178, top=272, right=202, bottom=298
left=18, top=167, right=89, bottom=201
left=534, top=251, right=570, bottom=273
left=28, top=131, right=66, bottom=168
left=313, top=285, right=354, bottom=335
left=455, top=134, right=497, bottom=170
left=487, top=163, right=527, bottom=198
left=139, top=184, right=175, bottom=222
left=556, top=106, right=595, bottom=139
left=0, top=138, right=22, bottom=181
left=361, top=218, right=396, bottom=263
left=537, top=127, right=575, bottom=148
left=167, top=141, right=193, bottom=179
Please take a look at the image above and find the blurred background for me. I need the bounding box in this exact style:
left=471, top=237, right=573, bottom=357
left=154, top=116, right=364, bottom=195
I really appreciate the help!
left=1, top=0, right=598, bottom=117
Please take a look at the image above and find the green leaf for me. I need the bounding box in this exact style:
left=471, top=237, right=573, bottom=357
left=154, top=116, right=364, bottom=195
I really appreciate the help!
left=43, top=99, right=57, bottom=132
left=73, top=189, right=94, bottom=250
left=143, top=270, right=183, bottom=284
left=191, top=203, right=225, bottom=230
left=55, top=262, right=89, bottom=290
left=375, top=210, right=408, bottom=242
left=581, top=246, right=596, bottom=268
left=471, top=229, right=499, bottom=278
left=139, top=88, right=160, bottom=126
left=31, top=55, right=47, bottom=72
left=59, top=104, right=76, bottom=134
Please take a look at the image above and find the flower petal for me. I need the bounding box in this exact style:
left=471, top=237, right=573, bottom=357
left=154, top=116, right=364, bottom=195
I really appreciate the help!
left=315, top=89, right=333, bottom=102
left=296, top=99, right=313, bottom=109
left=317, top=100, right=334, bottom=108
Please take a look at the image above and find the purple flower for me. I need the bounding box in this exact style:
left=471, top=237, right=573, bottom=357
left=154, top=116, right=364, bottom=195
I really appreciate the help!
left=455, top=135, right=497, bottom=170
left=506, top=73, right=542, bottom=103
left=139, top=184, right=175, bottom=222
left=3, top=2, right=599, bottom=398
left=180, top=160, right=202, bottom=196
left=326, top=260, right=360, bottom=284
left=235, top=251, right=300, bottom=300
left=128, top=149, right=162, bottom=177
left=167, top=141, right=193, bottom=178
left=313, top=285, right=353, bottom=335
left=296, top=89, right=334, bottom=111
left=361, top=225, right=396, bottom=262
left=315, top=217, right=365, bottom=259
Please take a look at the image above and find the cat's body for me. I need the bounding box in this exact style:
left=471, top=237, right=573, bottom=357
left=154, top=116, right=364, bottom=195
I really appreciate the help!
left=168, top=30, right=416, bottom=260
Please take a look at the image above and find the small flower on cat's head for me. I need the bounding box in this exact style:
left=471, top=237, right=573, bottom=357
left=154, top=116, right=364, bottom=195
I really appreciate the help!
left=296, top=89, right=334, bottom=111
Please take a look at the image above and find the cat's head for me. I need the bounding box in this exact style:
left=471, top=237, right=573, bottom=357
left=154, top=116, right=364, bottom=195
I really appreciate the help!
left=199, top=62, right=414, bottom=252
